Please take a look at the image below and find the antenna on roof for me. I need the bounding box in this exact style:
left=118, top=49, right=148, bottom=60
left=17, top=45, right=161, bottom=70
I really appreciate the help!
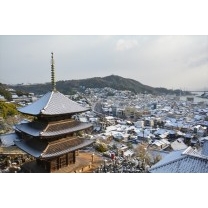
left=51, top=52, right=56, bottom=91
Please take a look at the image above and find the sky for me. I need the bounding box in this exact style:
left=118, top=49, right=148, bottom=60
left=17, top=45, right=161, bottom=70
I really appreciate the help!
left=0, top=35, right=207, bottom=91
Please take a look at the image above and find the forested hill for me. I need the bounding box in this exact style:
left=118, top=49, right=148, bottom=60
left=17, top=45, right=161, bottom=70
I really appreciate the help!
left=0, top=83, right=12, bottom=100
left=8, top=75, right=186, bottom=95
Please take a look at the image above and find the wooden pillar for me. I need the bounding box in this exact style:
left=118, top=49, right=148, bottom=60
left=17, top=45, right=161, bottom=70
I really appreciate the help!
left=66, top=153, right=69, bottom=166
left=36, top=159, right=40, bottom=166
left=59, top=157, right=62, bottom=169
left=73, top=151, right=76, bottom=163
left=49, top=161, right=52, bottom=173
left=57, top=157, right=59, bottom=170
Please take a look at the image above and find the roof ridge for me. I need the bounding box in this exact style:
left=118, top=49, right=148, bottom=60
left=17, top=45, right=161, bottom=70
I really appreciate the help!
left=49, top=119, right=75, bottom=126
left=41, top=91, right=54, bottom=113
left=41, top=141, right=50, bottom=157
left=187, top=153, right=208, bottom=160
left=49, top=137, right=78, bottom=145
left=42, top=123, right=49, bottom=134
left=58, top=91, right=83, bottom=104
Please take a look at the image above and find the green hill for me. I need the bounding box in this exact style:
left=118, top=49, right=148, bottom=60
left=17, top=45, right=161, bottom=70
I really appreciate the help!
left=8, top=75, right=186, bottom=95
left=0, top=83, right=12, bottom=101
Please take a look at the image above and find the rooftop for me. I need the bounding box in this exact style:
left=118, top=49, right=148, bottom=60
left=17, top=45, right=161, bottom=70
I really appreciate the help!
left=15, top=137, right=94, bottom=158
left=149, top=154, right=208, bottom=173
left=16, top=119, right=92, bottom=137
left=18, top=90, right=89, bottom=116
left=149, top=148, right=208, bottom=173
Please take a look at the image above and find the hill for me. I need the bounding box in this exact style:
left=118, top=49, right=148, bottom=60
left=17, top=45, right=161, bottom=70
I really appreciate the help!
left=8, top=75, right=186, bottom=95
left=0, top=83, right=12, bottom=101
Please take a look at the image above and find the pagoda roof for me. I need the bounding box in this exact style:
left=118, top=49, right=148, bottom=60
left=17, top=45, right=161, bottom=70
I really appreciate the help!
left=15, top=119, right=92, bottom=137
left=15, top=137, right=94, bottom=158
left=18, top=91, right=89, bottom=116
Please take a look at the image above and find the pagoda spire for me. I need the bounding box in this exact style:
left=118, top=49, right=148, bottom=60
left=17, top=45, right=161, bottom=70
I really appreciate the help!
left=51, top=52, right=56, bottom=91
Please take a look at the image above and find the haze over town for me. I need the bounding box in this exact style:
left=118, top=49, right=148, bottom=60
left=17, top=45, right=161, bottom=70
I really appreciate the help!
left=0, top=35, right=207, bottom=91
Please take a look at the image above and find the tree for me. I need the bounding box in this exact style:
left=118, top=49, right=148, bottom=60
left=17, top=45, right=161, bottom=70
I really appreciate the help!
left=94, top=142, right=108, bottom=152
left=0, top=102, right=18, bottom=118
left=134, top=143, right=151, bottom=165
left=0, top=85, right=12, bottom=101
left=153, top=154, right=162, bottom=164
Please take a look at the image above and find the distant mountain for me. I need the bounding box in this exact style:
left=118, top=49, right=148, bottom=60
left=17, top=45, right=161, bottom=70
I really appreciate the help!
left=8, top=75, right=188, bottom=96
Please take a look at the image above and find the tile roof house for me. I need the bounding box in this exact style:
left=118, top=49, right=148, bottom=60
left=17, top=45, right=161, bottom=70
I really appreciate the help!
left=149, top=147, right=208, bottom=173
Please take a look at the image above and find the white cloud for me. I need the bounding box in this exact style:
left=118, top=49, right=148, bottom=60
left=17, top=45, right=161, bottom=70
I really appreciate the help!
left=116, top=39, right=138, bottom=51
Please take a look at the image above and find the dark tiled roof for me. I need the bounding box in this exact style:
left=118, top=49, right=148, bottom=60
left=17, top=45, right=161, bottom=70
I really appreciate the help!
left=18, top=91, right=89, bottom=116
left=15, top=137, right=94, bottom=158
left=42, top=121, right=92, bottom=137
left=15, top=120, right=92, bottom=137
left=201, top=140, right=208, bottom=156
left=149, top=154, right=208, bottom=173
left=42, top=138, right=94, bottom=158
left=16, top=121, right=47, bottom=137
left=15, top=138, right=47, bottom=158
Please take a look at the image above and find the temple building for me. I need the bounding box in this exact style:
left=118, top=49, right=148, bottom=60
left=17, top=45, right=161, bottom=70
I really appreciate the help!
left=13, top=52, right=94, bottom=172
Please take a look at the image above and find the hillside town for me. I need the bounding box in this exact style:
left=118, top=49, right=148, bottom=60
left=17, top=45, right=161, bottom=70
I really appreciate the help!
left=1, top=85, right=208, bottom=173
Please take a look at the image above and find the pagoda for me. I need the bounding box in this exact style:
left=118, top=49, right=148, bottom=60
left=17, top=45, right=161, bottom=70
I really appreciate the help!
left=14, top=53, right=94, bottom=172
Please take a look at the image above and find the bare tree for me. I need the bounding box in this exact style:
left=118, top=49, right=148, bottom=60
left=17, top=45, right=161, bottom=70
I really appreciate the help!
left=134, top=143, right=151, bottom=166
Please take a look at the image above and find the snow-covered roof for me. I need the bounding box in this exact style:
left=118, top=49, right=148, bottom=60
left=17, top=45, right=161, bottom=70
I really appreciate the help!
left=171, top=139, right=188, bottom=151
left=149, top=153, right=208, bottom=173
left=182, top=146, right=200, bottom=156
left=0, top=133, right=21, bottom=147
left=154, top=129, right=167, bottom=135
left=18, top=91, right=89, bottom=116
left=201, top=139, right=208, bottom=156
left=105, top=116, right=115, bottom=120
left=152, top=139, right=170, bottom=147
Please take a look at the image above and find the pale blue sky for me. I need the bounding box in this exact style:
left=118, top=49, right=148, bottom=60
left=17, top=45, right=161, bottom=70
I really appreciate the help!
left=0, top=35, right=207, bottom=90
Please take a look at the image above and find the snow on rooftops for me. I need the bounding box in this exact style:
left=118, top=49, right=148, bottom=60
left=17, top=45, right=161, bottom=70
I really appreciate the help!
left=149, top=147, right=208, bottom=173
left=152, top=139, right=170, bottom=147
left=0, top=133, right=21, bottom=147
left=182, top=146, right=200, bottom=156
left=105, top=116, right=115, bottom=120
left=171, top=139, right=188, bottom=150
left=18, top=91, right=89, bottom=116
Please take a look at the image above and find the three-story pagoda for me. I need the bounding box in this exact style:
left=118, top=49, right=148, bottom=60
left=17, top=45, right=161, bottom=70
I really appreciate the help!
left=15, top=53, right=94, bottom=172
